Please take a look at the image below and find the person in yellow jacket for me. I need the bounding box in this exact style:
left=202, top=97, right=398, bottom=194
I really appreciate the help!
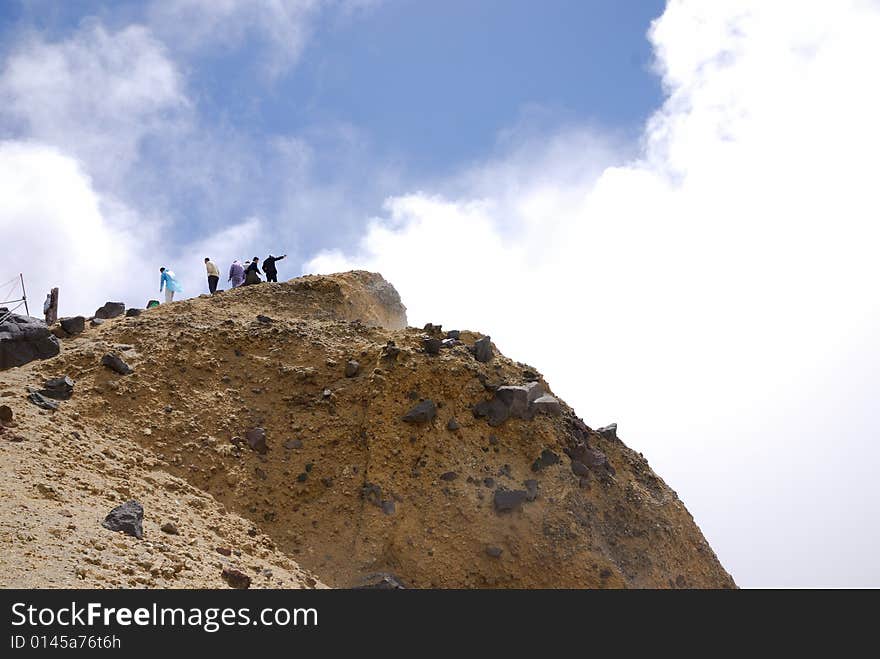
left=204, top=257, right=220, bottom=294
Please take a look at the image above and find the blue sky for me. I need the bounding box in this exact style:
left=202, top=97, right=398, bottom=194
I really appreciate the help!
left=0, top=0, right=664, bottom=256
left=2, top=1, right=880, bottom=588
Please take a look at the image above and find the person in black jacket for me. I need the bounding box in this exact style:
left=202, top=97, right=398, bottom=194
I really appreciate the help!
left=243, top=257, right=262, bottom=286
left=263, top=254, right=286, bottom=282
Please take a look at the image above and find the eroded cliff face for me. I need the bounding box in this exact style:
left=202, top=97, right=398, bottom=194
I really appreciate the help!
left=0, top=271, right=734, bottom=588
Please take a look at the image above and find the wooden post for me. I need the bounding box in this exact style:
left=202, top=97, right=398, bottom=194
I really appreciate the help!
left=45, top=287, right=59, bottom=325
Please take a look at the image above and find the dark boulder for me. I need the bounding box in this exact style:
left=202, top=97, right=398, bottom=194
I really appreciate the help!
left=472, top=397, right=510, bottom=427
left=597, top=423, right=618, bottom=440
left=94, top=302, right=125, bottom=319
left=0, top=313, right=61, bottom=370
left=101, top=353, right=133, bottom=375
left=402, top=399, right=436, bottom=424
left=495, top=385, right=532, bottom=419
left=532, top=394, right=562, bottom=416
left=446, top=330, right=461, bottom=340
left=446, top=417, right=460, bottom=431
left=125, top=308, right=142, bottom=318
left=59, top=316, right=85, bottom=335
left=422, top=336, right=442, bottom=355
left=531, top=449, right=560, bottom=472
left=493, top=488, right=528, bottom=513
left=0, top=405, right=12, bottom=424
left=245, top=427, right=268, bottom=454
left=101, top=500, right=144, bottom=539
left=472, top=336, right=493, bottom=363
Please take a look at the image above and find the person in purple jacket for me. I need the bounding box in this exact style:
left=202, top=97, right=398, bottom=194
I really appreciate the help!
left=228, top=260, right=245, bottom=288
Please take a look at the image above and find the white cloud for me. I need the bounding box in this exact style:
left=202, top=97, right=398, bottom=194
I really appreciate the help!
left=0, top=22, right=188, bottom=188
left=306, top=0, right=880, bottom=586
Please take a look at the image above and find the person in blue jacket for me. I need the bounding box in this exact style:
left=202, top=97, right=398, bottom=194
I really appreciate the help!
left=159, top=267, right=182, bottom=303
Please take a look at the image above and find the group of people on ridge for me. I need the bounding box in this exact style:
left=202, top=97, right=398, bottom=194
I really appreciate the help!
left=158, top=253, right=286, bottom=303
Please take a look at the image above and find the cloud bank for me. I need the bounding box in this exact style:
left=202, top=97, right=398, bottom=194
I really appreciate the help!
left=306, top=0, right=880, bottom=586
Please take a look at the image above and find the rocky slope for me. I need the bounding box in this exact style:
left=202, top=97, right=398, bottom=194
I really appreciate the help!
left=0, top=271, right=734, bottom=588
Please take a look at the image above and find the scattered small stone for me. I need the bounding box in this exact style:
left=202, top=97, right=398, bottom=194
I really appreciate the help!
left=90, top=318, right=105, bottom=327
left=283, top=438, right=303, bottom=450
left=101, top=500, right=143, bottom=539
left=256, top=315, right=273, bottom=324
left=423, top=323, right=442, bottom=334
left=296, top=472, right=308, bottom=483
left=245, top=427, right=268, bottom=454
left=446, top=417, right=460, bottom=431
left=381, top=500, right=396, bottom=515
left=164, top=405, right=173, bottom=413
left=0, top=405, right=13, bottom=424
left=485, top=546, right=503, bottom=558
left=124, top=308, right=142, bottom=317
left=493, top=489, right=528, bottom=513
left=402, top=399, right=437, bottom=424
left=41, top=375, right=75, bottom=400
left=27, top=390, right=58, bottom=411
left=354, top=573, right=407, bottom=589
left=472, top=336, right=493, bottom=363
left=59, top=316, right=85, bottom=335
left=255, top=467, right=267, bottom=480
left=483, top=477, right=495, bottom=488
left=221, top=567, right=251, bottom=589
left=440, top=471, right=458, bottom=481
left=446, top=330, right=461, bottom=340
left=160, top=522, right=179, bottom=535
left=101, top=353, right=133, bottom=375
left=216, top=547, right=232, bottom=556
left=488, top=434, right=498, bottom=445
left=344, top=360, right=360, bottom=377
left=524, top=479, right=538, bottom=501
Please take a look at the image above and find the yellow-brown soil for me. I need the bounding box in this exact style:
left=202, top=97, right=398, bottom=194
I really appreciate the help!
left=0, top=271, right=734, bottom=588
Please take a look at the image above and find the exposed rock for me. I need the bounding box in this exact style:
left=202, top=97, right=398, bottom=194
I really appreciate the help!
left=493, top=488, right=528, bottom=513
left=402, top=399, right=436, bottom=424
left=125, top=308, right=142, bottom=318
left=597, top=423, right=618, bottom=440
left=101, top=500, right=143, bottom=539
left=101, top=353, right=133, bottom=375
left=27, top=390, right=58, bottom=411
left=41, top=375, right=74, bottom=400
left=221, top=567, right=251, bottom=589
left=90, top=318, right=105, bottom=327
left=0, top=313, right=61, bottom=370
left=571, top=461, right=590, bottom=477
left=94, top=302, right=125, bottom=320
left=532, top=394, right=562, bottom=416
left=245, top=427, right=268, bottom=454
left=441, top=338, right=460, bottom=349
left=160, top=522, right=179, bottom=535
left=446, top=330, right=461, bottom=340
left=344, top=360, right=360, bottom=377
left=0, top=405, right=12, bottom=423
left=472, top=336, right=493, bottom=363
left=59, top=316, right=85, bottom=335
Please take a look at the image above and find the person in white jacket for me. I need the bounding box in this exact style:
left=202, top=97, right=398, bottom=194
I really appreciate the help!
left=204, top=257, right=220, bottom=294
